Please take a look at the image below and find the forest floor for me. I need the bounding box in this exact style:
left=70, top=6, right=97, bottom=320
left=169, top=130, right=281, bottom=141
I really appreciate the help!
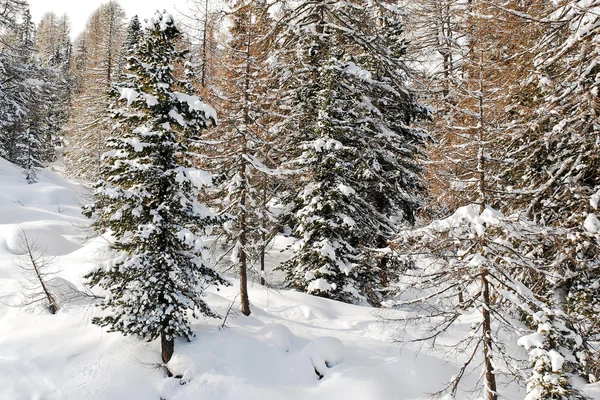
left=1, top=157, right=599, bottom=400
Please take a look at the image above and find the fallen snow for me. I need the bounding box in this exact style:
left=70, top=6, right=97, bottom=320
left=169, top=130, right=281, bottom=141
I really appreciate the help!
left=1, top=157, right=599, bottom=400
left=584, top=213, right=600, bottom=233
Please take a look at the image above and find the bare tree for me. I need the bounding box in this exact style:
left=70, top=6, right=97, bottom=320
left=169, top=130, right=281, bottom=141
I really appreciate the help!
left=14, top=228, right=59, bottom=314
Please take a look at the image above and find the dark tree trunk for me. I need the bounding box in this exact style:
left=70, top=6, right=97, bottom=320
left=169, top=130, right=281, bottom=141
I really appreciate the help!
left=260, top=174, right=267, bottom=286
left=161, top=330, right=174, bottom=364
left=238, top=24, right=253, bottom=317
left=48, top=298, right=58, bottom=315
left=481, top=269, right=497, bottom=400
left=259, top=246, right=265, bottom=286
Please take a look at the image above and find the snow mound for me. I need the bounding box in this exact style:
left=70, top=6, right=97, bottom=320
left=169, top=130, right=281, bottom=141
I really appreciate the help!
left=302, top=336, right=344, bottom=378
left=257, top=323, right=297, bottom=352
left=4, top=223, right=81, bottom=256
left=0, top=158, right=85, bottom=256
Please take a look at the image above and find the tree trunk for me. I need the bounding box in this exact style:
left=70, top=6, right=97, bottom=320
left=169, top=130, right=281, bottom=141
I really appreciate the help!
left=161, top=329, right=174, bottom=364
left=239, top=244, right=251, bottom=316
left=481, top=269, right=497, bottom=400
left=200, top=0, right=209, bottom=88
left=259, top=245, right=265, bottom=286
left=238, top=16, right=253, bottom=317
left=239, top=178, right=251, bottom=316
left=260, top=173, right=267, bottom=286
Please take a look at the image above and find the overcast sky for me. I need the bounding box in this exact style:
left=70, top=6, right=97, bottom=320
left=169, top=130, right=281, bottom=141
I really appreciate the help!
left=28, top=0, right=192, bottom=39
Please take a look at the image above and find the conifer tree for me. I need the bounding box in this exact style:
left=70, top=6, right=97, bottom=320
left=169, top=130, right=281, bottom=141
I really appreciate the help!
left=497, top=0, right=600, bottom=380
left=275, top=0, right=427, bottom=305
left=518, top=307, right=589, bottom=400
left=392, top=204, right=589, bottom=400
left=0, top=3, right=69, bottom=170
left=116, top=15, right=140, bottom=81
left=206, top=0, right=278, bottom=315
left=396, top=0, right=592, bottom=396
left=16, top=128, right=43, bottom=183
left=185, top=0, right=220, bottom=92
left=62, top=1, right=126, bottom=179
left=84, top=11, right=226, bottom=365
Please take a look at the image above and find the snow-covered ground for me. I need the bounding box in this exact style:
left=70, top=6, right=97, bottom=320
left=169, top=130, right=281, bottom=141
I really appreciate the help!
left=1, top=158, right=599, bottom=400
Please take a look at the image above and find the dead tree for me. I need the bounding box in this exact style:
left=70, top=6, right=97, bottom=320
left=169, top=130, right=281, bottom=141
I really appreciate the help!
left=15, top=228, right=59, bottom=314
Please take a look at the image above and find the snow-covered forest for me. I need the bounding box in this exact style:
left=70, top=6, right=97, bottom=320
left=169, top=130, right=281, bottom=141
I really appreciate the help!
left=1, top=0, right=600, bottom=399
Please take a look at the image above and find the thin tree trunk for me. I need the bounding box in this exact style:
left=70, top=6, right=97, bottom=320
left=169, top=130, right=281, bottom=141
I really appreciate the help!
left=161, top=329, right=174, bottom=364
left=239, top=235, right=251, bottom=316
left=200, top=0, right=209, bottom=88
left=260, top=173, right=267, bottom=286
left=481, top=269, right=497, bottom=400
left=238, top=10, right=253, bottom=316
left=239, top=177, right=251, bottom=316
left=23, top=231, right=58, bottom=314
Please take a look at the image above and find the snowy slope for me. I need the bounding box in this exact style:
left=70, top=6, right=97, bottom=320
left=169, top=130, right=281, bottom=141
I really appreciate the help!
left=1, top=158, right=599, bottom=400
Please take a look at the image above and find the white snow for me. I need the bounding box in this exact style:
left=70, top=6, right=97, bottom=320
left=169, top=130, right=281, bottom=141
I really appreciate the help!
left=517, top=332, right=545, bottom=350
left=312, top=138, right=343, bottom=152
left=145, top=94, right=159, bottom=107
left=307, top=277, right=335, bottom=293
left=584, top=213, right=600, bottom=233
left=118, top=87, right=140, bottom=105
left=590, top=190, right=600, bottom=210
left=169, top=109, right=187, bottom=126
left=548, top=349, right=565, bottom=372
left=1, top=157, right=599, bottom=400
left=344, top=61, right=373, bottom=81
left=174, top=92, right=218, bottom=123
left=303, top=336, right=344, bottom=377
left=337, top=183, right=355, bottom=196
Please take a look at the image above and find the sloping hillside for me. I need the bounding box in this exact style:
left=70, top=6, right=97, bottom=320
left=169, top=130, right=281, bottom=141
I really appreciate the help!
left=1, top=159, right=599, bottom=400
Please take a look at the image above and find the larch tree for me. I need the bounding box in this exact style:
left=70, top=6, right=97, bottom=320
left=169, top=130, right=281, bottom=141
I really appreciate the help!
left=184, top=0, right=221, bottom=94
left=62, top=1, right=126, bottom=179
left=391, top=204, right=589, bottom=400
left=116, top=15, right=140, bottom=81
left=84, top=11, right=226, bottom=366
left=204, top=0, right=277, bottom=315
left=394, top=0, right=591, bottom=398
left=499, top=0, right=600, bottom=381
left=35, top=12, right=71, bottom=66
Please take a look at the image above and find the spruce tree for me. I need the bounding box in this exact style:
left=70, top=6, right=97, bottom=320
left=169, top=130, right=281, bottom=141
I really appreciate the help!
left=84, top=11, right=226, bottom=365
left=116, top=15, right=140, bottom=81
left=275, top=0, right=427, bottom=305
left=0, top=3, right=68, bottom=171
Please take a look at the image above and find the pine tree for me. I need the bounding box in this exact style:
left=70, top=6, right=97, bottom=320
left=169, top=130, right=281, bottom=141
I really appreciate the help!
left=274, top=0, right=427, bottom=305
left=84, top=11, right=226, bottom=365
left=518, top=307, right=589, bottom=400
